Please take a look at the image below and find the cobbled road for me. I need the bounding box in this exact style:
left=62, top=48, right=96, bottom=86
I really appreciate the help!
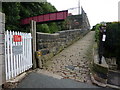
left=44, top=31, right=95, bottom=84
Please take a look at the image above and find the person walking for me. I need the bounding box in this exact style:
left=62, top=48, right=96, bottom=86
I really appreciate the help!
left=98, top=23, right=106, bottom=64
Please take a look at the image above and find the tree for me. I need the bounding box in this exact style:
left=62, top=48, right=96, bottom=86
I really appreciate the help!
left=2, top=2, right=20, bottom=31
left=2, top=2, right=66, bottom=33
left=2, top=2, right=65, bottom=33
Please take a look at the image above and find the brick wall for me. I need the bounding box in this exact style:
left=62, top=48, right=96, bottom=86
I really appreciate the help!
left=0, top=12, right=5, bottom=86
left=36, top=29, right=90, bottom=68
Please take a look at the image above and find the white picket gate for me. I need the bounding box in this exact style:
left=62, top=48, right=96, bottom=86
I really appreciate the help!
left=5, top=30, right=33, bottom=81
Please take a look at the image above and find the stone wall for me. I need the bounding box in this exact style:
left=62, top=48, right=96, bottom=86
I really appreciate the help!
left=67, top=15, right=82, bottom=29
left=92, top=44, right=109, bottom=85
left=67, top=8, right=90, bottom=30
left=36, top=29, right=90, bottom=68
left=0, top=12, right=5, bottom=86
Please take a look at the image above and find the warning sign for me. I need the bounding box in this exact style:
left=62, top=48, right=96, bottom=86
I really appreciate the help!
left=13, top=35, right=22, bottom=42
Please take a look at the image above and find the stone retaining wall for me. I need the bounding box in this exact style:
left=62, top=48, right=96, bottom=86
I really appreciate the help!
left=91, top=44, right=109, bottom=86
left=36, top=29, right=90, bottom=68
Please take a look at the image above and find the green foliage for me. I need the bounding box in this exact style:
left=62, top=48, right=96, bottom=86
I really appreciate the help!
left=40, top=2, right=57, bottom=13
left=2, top=2, right=65, bottom=33
left=55, top=19, right=69, bottom=31
left=48, top=23, right=58, bottom=33
left=37, top=24, right=50, bottom=33
left=0, top=3, right=1, bottom=12
left=93, top=24, right=101, bottom=42
left=2, top=2, right=20, bottom=31
left=105, top=22, right=120, bottom=69
left=91, top=26, right=95, bottom=31
left=94, top=22, right=120, bottom=69
left=60, top=20, right=69, bottom=30
left=104, top=22, right=118, bottom=57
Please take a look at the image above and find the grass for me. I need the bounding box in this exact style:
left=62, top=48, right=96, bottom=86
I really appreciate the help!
left=85, top=33, right=96, bottom=75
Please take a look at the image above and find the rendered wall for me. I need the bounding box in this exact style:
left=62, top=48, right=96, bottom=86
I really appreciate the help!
left=0, top=12, right=5, bottom=86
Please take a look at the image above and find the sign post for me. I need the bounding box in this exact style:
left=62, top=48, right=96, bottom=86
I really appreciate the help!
left=30, top=20, right=37, bottom=69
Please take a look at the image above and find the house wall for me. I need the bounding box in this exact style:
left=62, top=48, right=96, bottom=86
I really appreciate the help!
left=0, top=12, right=5, bottom=87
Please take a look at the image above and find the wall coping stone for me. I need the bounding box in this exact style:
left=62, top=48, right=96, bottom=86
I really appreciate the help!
left=37, top=29, right=82, bottom=35
left=37, top=32, right=59, bottom=36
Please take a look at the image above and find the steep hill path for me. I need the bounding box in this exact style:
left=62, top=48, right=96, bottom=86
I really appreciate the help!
left=43, top=31, right=95, bottom=84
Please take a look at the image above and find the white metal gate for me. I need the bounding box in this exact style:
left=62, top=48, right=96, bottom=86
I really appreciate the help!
left=5, top=30, right=32, bottom=81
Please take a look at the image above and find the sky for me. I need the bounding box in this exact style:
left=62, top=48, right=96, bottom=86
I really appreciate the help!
left=47, top=0, right=119, bottom=28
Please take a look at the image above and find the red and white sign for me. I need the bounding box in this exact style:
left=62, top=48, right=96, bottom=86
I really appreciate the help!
left=13, top=35, right=22, bottom=42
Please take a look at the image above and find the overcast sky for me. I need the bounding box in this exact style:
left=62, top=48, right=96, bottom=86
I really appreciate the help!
left=47, top=0, right=119, bottom=28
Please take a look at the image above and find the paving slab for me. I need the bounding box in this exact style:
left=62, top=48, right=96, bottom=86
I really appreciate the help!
left=107, top=71, right=120, bottom=87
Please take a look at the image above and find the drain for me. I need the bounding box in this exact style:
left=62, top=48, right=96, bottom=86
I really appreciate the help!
left=65, top=65, right=75, bottom=70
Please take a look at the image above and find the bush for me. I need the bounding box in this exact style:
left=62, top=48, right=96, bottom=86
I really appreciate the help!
left=48, top=23, right=59, bottom=33
left=93, top=24, right=101, bottom=42
left=37, top=24, right=50, bottom=33
left=94, top=22, right=120, bottom=69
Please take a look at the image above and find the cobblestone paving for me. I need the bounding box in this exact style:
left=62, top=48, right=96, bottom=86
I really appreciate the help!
left=44, top=31, right=95, bottom=84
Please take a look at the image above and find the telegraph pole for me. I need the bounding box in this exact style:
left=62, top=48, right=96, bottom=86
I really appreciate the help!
left=67, top=0, right=81, bottom=15
left=78, top=0, right=80, bottom=14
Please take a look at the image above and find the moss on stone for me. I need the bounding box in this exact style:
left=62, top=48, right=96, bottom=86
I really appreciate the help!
left=93, top=62, right=108, bottom=75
